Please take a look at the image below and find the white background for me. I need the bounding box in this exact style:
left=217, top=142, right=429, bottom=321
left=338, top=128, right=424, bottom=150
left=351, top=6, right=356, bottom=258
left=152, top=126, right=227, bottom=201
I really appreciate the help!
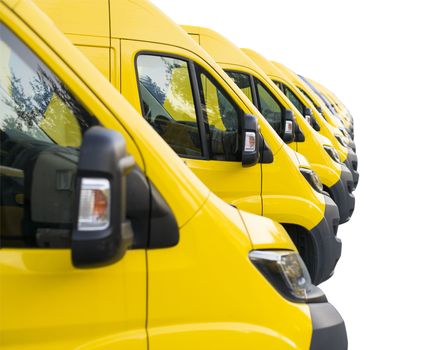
left=152, top=0, right=442, bottom=348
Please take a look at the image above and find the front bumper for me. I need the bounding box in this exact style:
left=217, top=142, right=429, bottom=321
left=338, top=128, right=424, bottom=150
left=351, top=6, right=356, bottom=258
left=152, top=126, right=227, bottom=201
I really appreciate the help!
left=344, top=148, right=359, bottom=189
left=306, top=196, right=342, bottom=285
left=327, top=165, right=355, bottom=224
left=309, top=302, right=348, bottom=350
left=347, top=138, right=356, bottom=153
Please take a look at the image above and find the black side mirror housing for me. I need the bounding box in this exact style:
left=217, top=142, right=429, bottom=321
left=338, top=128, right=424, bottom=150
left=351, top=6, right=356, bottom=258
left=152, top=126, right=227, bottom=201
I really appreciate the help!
left=241, top=114, right=260, bottom=167
left=259, top=134, right=273, bottom=164
left=149, top=184, right=179, bottom=248
left=281, top=110, right=295, bottom=143
left=305, top=108, right=320, bottom=131
left=124, top=166, right=179, bottom=250
left=72, top=127, right=134, bottom=268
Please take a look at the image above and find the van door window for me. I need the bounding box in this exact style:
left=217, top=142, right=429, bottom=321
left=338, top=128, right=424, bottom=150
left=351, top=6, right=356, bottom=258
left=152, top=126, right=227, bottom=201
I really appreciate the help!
left=254, top=79, right=283, bottom=135
left=225, top=71, right=253, bottom=101
left=298, top=87, right=319, bottom=110
left=136, top=55, right=202, bottom=158
left=272, top=80, right=283, bottom=90
left=282, top=83, right=305, bottom=115
left=0, top=23, right=98, bottom=248
left=196, top=67, right=241, bottom=161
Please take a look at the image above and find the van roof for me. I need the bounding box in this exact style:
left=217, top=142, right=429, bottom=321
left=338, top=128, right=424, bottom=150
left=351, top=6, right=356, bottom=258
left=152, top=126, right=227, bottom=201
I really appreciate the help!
left=241, top=48, right=288, bottom=82
left=35, top=0, right=222, bottom=66
left=184, top=25, right=262, bottom=74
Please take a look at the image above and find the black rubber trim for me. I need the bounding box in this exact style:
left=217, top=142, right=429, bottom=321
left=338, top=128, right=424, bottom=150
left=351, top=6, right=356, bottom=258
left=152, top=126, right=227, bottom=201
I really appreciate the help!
left=344, top=149, right=359, bottom=189
left=285, top=197, right=342, bottom=285
left=309, top=302, right=348, bottom=350
left=311, top=196, right=342, bottom=284
left=326, top=165, right=355, bottom=224
left=347, top=138, right=356, bottom=153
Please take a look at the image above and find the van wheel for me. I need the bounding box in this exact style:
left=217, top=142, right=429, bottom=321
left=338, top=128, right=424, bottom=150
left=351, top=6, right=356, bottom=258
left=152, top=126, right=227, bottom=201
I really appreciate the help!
left=282, top=224, right=319, bottom=284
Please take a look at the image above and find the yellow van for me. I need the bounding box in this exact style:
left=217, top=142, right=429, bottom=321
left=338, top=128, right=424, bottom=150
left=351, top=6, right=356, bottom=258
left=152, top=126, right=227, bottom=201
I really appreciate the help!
left=307, top=79, right=354, bottom=138
left=236, top=46, right=357, bottom=222
left=297, top=75, right=356, bottom=152
left=35, top=0, right=343, bottom=284
left=271, top=61, right=359, bottom=188
left=322, top=85, right=355, bottom=127
left=312, top=81, right=354, bottom=133
left=0, top=1, right=347, bottom=349
left=182, top=26, right=355, bottom=224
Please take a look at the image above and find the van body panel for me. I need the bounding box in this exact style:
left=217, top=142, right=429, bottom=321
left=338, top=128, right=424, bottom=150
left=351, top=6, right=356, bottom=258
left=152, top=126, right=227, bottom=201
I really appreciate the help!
left=262, top=146, right=324, bottom=230
left=184, top=27, right=342, bottom=190
left=32, top=0, right=110, bottom=38
left=270, top=61, right=350, bottom=162
left=186, top=158, right=262, bottom=215
left=64, top=34, right=121, bottom=87
left=147, top=194, right=312, bottom=350
left=239, top=209, right=296, bottom=250
left=116, top=36, right=328, bottom=228
left=0, top=250, right=147, bottom=349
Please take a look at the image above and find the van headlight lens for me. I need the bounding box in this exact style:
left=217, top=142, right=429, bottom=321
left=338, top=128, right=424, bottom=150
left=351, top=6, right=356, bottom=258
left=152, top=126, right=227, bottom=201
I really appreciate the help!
left=323, top=145, right=341, bottom=163
left=249, top=250, right=312, bottom=301
left=300, top=168, right=323, bottom=192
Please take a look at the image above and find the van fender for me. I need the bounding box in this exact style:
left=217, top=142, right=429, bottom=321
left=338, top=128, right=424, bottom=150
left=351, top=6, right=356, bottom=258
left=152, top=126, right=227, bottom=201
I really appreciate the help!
left=310, top=163, right=341, bottom=188
left=262, top=195, right=324, bottom=231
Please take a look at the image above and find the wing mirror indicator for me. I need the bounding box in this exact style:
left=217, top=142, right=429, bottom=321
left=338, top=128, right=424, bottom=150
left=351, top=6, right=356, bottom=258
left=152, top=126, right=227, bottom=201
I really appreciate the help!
left=241, top=114, right=260, bottom=167
left=244, top=131, right=257, bottom=152
left=77, top=178, right=111, bottom=231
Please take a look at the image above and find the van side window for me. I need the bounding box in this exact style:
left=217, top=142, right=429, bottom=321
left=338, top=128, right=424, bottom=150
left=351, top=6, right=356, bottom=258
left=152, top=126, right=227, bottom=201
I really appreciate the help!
left=0, top=24, right=98, bottom=248
left=136, top=55, right=202, bottom=158
left=272, top=80, right=283, bottom=90
left=196, top=66, right=241, bottom=161
left=254, top=79, right=283, bottom=136
left=225, top=71, right=253, bottom=101
left=282, top=83, right=305, bottom=115
left=298, top=87, right=318, bottom=110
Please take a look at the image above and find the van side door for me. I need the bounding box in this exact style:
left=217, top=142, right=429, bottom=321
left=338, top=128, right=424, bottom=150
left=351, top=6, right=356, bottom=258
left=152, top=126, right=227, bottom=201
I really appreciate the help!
left=120, top=40, right=262, bottom=215
left=0, top=16, right=146, bottom=350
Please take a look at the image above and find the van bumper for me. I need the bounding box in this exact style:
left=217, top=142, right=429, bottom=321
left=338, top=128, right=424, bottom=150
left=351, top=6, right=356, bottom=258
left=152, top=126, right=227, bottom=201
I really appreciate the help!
left=309, top=196, right=342, bottom=284
left=347, top=138, right=356, bottom=153
left=327, top=165, right=355, bottom=224
left=309, top=302, right=348, bottom=350
left=344, top=149, right=359, bottom=189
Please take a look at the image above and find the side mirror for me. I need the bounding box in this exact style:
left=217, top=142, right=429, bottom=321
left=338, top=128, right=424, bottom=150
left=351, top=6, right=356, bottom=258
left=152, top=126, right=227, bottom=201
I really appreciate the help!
left=241, top=114, right=260, bottom=167
left=72, top=127, right=135, bottom=268
left=281, top=110, right=295, bottom=143
left=125, top=167, right=179, bottom=249
left=259, top=134, right=274, bottom=164
left=305, top=108, right=320, bottom=131
left=288, top=110, right=305, bottom=142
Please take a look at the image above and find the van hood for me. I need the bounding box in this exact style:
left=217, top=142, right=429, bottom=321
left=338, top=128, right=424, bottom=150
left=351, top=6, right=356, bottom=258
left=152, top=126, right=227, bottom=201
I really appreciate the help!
left=286, top=147, right=313, bottom=170
left=315, top=133, right=333, bottom=148
left=238, top=210, right=296, bottom=251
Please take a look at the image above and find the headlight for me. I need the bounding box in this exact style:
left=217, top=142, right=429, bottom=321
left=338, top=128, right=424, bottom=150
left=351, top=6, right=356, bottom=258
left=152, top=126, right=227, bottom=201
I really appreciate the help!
left=300, top=167, right=323, bottom=192
left=249, top=250, right=312, bottom=301
left=323, top=145, right=341, bottom=163
left=334, top=134, right=348, bottom=147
